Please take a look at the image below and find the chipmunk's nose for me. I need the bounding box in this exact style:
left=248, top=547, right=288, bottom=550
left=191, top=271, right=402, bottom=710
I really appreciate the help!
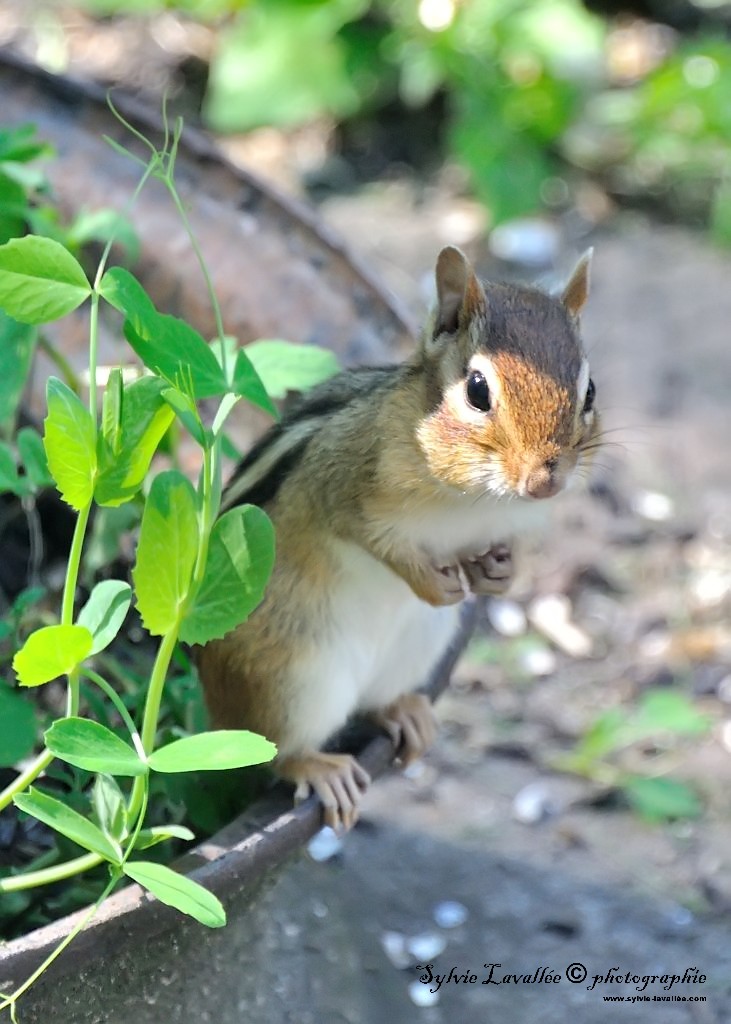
left=523, top=457, right=561, bottom=500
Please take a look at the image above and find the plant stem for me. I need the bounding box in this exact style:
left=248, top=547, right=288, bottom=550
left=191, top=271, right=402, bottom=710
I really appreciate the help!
left=0, top=871, right=118, bottom=1014
left=128, top=625, right=179, bottom=821
left=0, top=749, right=54, bottom=812
left=87, top=290, right=100, bottom=419
left=191, top=446, right=213, bottom=591
left=61, top=500, right=92, bottom=627
left=81, top=668, right=142, bottom=753
left=0, top=160, right=157, bottom=819
left=166, top=181, right=228, bottom=378
left=139, top=627, right=179, bottom=756
left=0, top=489, right=88, bottom=812
left=0, top=852, right=102, bottom=893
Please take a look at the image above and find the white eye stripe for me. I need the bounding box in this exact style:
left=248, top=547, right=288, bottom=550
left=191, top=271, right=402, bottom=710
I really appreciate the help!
left=468, top=353, right=502, bottom=404
left=576, top=358, right=590, bottom=405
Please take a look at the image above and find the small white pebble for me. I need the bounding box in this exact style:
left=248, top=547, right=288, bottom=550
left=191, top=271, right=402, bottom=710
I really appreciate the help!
left=406, top=932, right=447, bottom=961
left=311, top=899, right=328, bottom=919
left=666, top=905, right=694, bottom=929
left=632, top=490, right=674, bottom=522
left=691, top=570, right=730, bottom=608
left=512, top=781, right=556, bottom=824
left=307, top=826, right=343, bottom=863
left=408, top=979, right=440, bottom=1007
left=638, top=631, right=671, bottom=661
left=433, top=900, right=469, bottom=928
left=529, top=594, right=593, bottom=658
left=519, top=645, right=557, bottom=677
left=488, top=218, right=560, bottom=267
left=721, top=721, right=731, bottom=754
left=403, top=759, right=426, bottom=781
left=380, top=931, right=411, bottom=969
left=487, top=598, right=527, bottom=637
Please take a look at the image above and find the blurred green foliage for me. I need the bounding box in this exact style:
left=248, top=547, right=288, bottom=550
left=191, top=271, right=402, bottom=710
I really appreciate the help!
left=68, top=0, right=605, bottom=224
left=557, top=688, right=711, bottom=822
left=65, top=0, right=731, bottom=234
left=569, top=37, right=731, bottom=235
left=203, top=0, right=604, bottom=222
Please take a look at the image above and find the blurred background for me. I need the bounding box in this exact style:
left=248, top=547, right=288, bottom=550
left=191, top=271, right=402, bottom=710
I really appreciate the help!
left=2, top=2, right=731, bottom=1021
left=5, top=0, right=731, bottom=241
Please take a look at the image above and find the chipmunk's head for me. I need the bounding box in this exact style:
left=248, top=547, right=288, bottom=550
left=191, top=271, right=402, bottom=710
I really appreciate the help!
left=416, top=245, right=599, bottom=501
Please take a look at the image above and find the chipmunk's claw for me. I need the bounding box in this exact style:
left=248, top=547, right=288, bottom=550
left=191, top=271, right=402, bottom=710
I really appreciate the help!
left=460, top=542, right=513, bottom=596
left=280, top=752, right=370, bottom=832
left=371, top=692, right=437, bottom=765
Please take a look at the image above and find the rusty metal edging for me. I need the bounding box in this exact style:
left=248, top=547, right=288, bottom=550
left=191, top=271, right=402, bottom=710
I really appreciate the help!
left=0, top=51, right=415, bottom=364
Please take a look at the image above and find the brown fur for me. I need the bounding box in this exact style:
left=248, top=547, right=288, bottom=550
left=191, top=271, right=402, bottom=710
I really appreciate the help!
left=197, top=246, right=600, bottom=787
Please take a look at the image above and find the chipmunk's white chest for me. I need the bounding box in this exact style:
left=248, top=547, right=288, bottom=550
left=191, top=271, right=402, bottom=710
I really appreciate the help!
left=279, top=493, right=547, bottom=758
left=330, top=540, right=460, bottom=707
left=280, top=540, right=458, bottom=757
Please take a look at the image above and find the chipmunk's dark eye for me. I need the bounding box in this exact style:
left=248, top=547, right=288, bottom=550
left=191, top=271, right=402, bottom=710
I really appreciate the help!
left=466, top=370, right=491, bottom=412
left=583, top=377, right=596, bottom=415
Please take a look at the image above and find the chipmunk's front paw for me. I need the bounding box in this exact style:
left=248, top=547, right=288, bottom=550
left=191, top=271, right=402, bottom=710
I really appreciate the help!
left=425, top=562, right=468, bottom=606
left=277, top=752, right=371, bottom=832
left=460, top=543, right=513, bottom=596
left=370, top=692, right=437, bottom=765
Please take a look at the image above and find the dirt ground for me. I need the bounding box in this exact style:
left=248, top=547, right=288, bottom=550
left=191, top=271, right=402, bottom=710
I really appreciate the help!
left=269, top=188, right=731, bottom=1022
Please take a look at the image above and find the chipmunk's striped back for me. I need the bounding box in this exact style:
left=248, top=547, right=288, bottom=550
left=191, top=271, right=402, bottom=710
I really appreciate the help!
left=222, top=365, right=405, bottom=511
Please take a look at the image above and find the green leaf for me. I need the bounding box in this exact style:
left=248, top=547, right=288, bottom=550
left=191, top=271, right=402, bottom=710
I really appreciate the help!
left=624, top=776, right=702, bottom=823
left=122, top=861, right=226, bottom=927
left=95, top=375, right=175, bottom=507
left=77, top=579, right=132, bottom=655
left=101, top=367, right=123, bottom=454
left=12, top=585, right=47, bottom=617
left=206, top=5, right=359, bottom=133
left=99, top=268, right=227, bottom=399
left=43, top=377, right=97, bottom=509
left=133, top=470, right=199, bottom=635
left=148, top=730, right=276, bottom=773
left=0, top=684, right=37, bottom=768
left=0, top=440, right=25, bottom=496
left=124, top=317, right=227, bottom=400
left=45, top=717, right=146, bottom=776
left=0, top=310, right=37, bottom=426
left=98, top=265, right=156, bottom=321
left=574, top=708, right=626, bottom=762
left=179, top=505, right=274, bottom=646
left=245, top=339, right=339, bottom=399
left=0, top=171, right=29, bottom=245
left=67, top=208, right=140, bottom=263
left=0, top=124, right=52, bottom=163
left=14, top=787, right=121, bottom=862
left=92, top=774, right=128, bottom=842
left=17, top=426, right=53, bottom=489
left=631, top=689, right=712, bottom=739
left=0, top=235, right=91, bottom=324
left=232, top=348, right=278, bottom=418
left=161, top=387, right=207, bottom=447
left=132, top=824, right=195, bottom=851
left=13, top=624, right=93, bottom=687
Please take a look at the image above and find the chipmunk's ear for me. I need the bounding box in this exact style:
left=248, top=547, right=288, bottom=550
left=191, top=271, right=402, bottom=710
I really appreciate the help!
left=561, top=248, right=593, bottom=320
left=434, top=246, right=486, bottom=336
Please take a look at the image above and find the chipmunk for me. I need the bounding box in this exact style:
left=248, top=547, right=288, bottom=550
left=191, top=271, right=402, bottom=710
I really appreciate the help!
left=197, top=245, right=598, bottom=830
